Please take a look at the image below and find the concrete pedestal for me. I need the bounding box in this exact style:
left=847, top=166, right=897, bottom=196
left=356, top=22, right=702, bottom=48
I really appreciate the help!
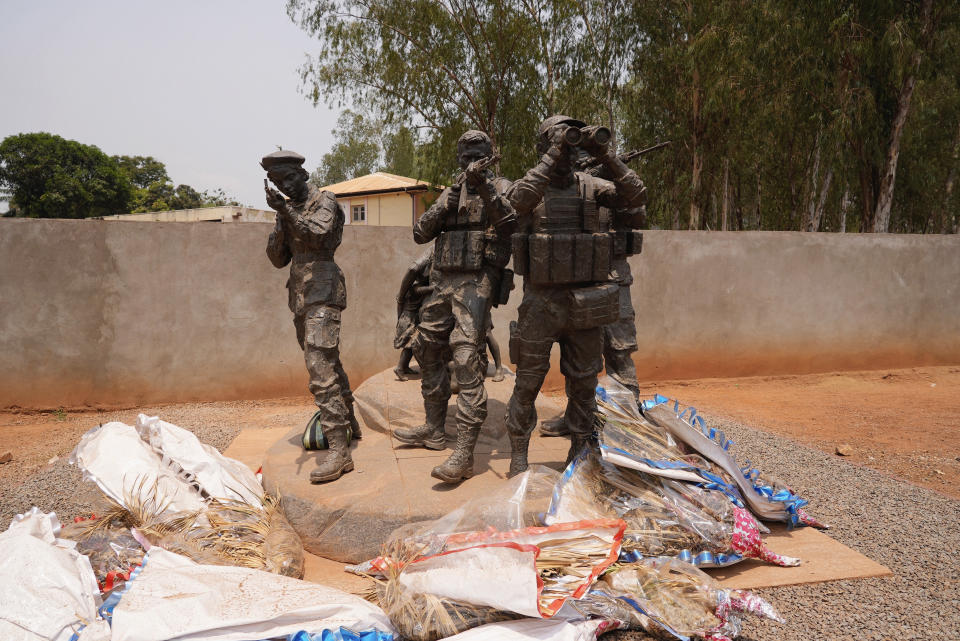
left=261, top=368, right=571, bottom=563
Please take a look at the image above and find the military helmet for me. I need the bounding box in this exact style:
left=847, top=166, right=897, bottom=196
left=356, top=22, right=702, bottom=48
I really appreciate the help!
left=457, top=129, right=493, bottom=154
left=538, top=114, right=587, bottom=138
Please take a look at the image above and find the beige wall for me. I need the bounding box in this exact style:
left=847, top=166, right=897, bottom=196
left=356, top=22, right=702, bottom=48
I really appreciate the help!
left=341, top=192, right=417, bottom=226
left=379, top=193, right=413, bottom=226
left=1, top=219, right=958, bottom=408
left=100, top=206, right=275, bottom=223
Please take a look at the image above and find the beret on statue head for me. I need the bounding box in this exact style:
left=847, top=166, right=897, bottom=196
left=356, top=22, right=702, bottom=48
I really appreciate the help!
left=260, top=150, right=306, bottom=171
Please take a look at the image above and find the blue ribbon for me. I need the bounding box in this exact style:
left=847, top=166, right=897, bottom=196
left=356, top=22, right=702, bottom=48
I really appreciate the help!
left=286, top=628, right=394, bottom=641
left=618, top=548, right=743, bottom=568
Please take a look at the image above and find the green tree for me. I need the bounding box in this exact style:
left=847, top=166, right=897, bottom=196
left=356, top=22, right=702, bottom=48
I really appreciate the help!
left=0, top=132, right=132, bottom=219
left=382, top=125, right=418, bottom=177
left=113, top=155, right=170, bottom=189
left=290, top=0, right=960, bottom=233
left=288, top=0, right=593, bottom=182
left=310, top=110, right=382, bottom=186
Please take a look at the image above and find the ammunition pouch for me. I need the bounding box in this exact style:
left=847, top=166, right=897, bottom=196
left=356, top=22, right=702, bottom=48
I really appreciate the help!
left=568, top=282, right=620, bottom=330
left=484, top=235, right=512, bottom=269
left=613, top=230, right=644, bottom=257
left=511, top=232, right=612, bottom=285
left=434, top=230, right=485, bottom=272
left=496, top=268, right=515, bottom=306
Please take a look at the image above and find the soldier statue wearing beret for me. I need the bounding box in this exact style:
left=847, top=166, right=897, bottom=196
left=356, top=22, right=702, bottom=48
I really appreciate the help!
left=262, top=150, right=360, bottom=484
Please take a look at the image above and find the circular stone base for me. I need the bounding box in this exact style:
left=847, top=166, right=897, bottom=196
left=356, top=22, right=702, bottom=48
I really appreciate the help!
left=261, top=368, right=571, bottom=563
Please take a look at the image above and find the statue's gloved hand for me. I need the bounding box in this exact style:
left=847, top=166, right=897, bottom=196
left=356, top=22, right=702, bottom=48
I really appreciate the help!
left=464, top=160, right=488, bottom=188
left=264, top=183, right=288, bottom=214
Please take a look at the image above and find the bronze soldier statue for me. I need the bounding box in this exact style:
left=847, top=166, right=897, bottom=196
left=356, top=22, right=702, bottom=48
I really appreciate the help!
left=392, top=130, right=516, bottom=483
left=394, top=249, right=435, bottom=381
left=262, top=150, right=360, bottom=484
left=395, top=250, right=506, bottom=385
left=505, top=115, right=647, bottom=475
left=541, top=153, right=645, bottom=437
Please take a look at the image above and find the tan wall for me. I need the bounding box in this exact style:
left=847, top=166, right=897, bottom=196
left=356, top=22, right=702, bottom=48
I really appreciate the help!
left=340, top=193, right=416, bottom=227
left=379, top=193, right=413, bottom=226
left=1, top=219, right=958, bottom=409
left=100, top=206, right=276, bottom=223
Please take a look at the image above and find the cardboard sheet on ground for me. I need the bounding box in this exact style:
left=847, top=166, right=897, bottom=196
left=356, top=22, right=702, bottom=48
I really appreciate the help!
left=707, top=523, right=891, bottom=589
left=225, top=430, right=892, bottom=593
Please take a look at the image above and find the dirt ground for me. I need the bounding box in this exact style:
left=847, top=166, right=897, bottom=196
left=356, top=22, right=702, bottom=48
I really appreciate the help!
left=634, top=365, right=960, bottom=499
left=1, top=365, right=958, bottom=500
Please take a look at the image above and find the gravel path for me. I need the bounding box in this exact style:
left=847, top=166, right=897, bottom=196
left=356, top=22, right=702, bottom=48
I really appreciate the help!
left=2, top=402, right=957, bottom=640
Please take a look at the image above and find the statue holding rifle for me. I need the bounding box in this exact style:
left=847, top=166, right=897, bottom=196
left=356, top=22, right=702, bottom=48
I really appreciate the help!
left=392, top=130, right=517, bottom=484
left=262, top=150, right=361, bottom=484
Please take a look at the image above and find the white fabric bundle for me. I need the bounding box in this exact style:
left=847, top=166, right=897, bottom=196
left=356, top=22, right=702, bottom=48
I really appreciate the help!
left=70, top=415, right=265, bottom=516
left=110, top=548, right=395, bottom=641
left=0, top=510, right=111, bottom=641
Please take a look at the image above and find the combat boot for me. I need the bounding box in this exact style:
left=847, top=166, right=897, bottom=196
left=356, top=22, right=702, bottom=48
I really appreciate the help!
left=565, top=432, right=595, bottom=467
left=309, top=427, right=354, bottom=483
left=508, top=434, right=531, bottom=477
left=393, top=402, right=447, bottom=450
left=539, top=415, right=570, bottom=437
left=431, top=426, right=480, bottom=483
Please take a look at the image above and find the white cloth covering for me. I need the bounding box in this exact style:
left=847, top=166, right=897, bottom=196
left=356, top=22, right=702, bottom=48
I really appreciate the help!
left=110, top=548, right=396, bottom=641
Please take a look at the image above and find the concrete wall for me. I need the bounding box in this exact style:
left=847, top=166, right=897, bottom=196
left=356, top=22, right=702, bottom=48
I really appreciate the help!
left=1, top=219, right=958, bottom=408
left=100, top=206, right=276, bottom=223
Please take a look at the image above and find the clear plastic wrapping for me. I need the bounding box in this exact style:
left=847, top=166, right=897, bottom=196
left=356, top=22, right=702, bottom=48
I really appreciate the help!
left=362, top=468, right=625, bottom=640
left=59, top=520, right=146, bottom=593
left=588, top=392, right=801, bottom=566
left=642, top=396, right=827, bottom=529
left=573, top=557, right=783, bottom=641
left=547, top=450, right=739, bottom=566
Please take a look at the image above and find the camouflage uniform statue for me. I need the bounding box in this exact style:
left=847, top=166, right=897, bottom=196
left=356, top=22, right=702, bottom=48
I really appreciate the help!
left=394, top=250, right=435, bottom=380
left=263, top=150, right=360, bottom=484
left=393, top=130, right=516, bottom=483
left=505, top=115, right=647, bottom=475
left=541, top=161, right=645, bottom=438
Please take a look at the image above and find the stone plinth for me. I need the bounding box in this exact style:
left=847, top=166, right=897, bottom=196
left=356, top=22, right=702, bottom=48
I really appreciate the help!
left=261, top=368, right=570, bottom=563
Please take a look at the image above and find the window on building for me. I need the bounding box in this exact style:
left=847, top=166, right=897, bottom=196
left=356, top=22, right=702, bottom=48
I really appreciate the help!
left=352, top=204, right=366, bottom=223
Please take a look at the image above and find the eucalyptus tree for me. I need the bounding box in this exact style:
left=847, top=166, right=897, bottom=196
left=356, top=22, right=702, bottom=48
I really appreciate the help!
left=287, top=0, right=581, bottom=182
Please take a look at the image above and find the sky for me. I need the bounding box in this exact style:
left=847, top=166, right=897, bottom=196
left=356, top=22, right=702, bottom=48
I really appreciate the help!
left=0, top=0, right=339, bottom=210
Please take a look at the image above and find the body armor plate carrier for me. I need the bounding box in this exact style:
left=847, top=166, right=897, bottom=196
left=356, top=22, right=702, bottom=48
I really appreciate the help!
left=511, top=173, right=614, bottom=285
left=433, top=184, right=490, bottom=272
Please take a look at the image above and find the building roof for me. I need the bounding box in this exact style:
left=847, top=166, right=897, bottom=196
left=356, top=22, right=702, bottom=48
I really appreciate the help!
left=320, top=172, right=436, bottom=198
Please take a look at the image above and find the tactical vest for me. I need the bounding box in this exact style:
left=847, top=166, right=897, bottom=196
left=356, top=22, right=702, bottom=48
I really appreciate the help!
left=433, top=179, right=510, bottom=272
left=512, top=173, right=615, bottom=285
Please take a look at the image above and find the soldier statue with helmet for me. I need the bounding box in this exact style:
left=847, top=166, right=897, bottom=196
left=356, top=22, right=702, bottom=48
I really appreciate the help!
left=540, top=148, right=648, bottom=438
left=392, top=130, right=517, bottom=484
left=504, top=115, right=648, bottom=475
left=262, top=150, right=361, bottom=484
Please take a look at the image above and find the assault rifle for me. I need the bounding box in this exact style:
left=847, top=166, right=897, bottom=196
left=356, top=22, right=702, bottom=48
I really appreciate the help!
left=580, top=140, right=672, bottom=176
left=456, top=153, right=502, bottom=185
